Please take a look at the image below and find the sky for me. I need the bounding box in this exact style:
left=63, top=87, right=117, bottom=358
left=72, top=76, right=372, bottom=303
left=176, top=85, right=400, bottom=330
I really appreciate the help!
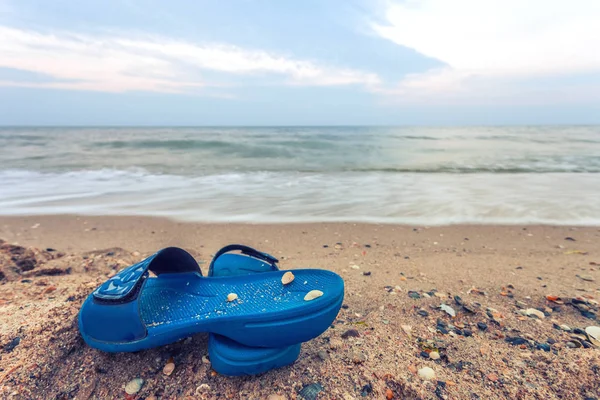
left=1, top=0, right=599, bottom=125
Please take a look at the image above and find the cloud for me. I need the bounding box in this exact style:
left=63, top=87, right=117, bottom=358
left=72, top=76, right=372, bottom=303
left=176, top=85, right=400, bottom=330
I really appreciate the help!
left=0, top=26, right=380, bottom=93
left=373, top=0, right=600, bottom=103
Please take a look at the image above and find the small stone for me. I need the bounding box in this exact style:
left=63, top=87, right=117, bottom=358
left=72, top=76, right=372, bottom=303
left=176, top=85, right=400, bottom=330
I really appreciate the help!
left=351, top=351, right=367, bottom=364
left=341, top=329, right=360, bottom=339
left=385, top=389, right=394, bottom=400
left=362, top=271, right=371, bottom=276
left=418, top=367, right=436, bottom=381
left=463, top=329, right=473, bottom=337
left=417, top=309, right=429, bottom=317
left=3, top=337, right=21, bottom=352
left=132, top=251, right=141, bottom=257
left=163, top=357, right=175, bottom=376
left=487, top=373, right=499, bottom=382
left=565, top=237, right=576, bottom=241
left=350, top=265, right=360, bottom=270
left=420, top=351, right=430, bottom=358
left=429, top=351, right=440, bottom=360
left=317, top=350, right=328, bottom=361
left=408, top=291, right=421, bottom=299
left=124, top=378, right=144, bottom=395
left=227, top=293, right=238, bottom=302
left=536, top=343, right=551, bottom=352
left=304, top=290, right=324, bottom=301
left=267, top=395, right=285, bottom=400
left=281, top=271, right=295, bottom=285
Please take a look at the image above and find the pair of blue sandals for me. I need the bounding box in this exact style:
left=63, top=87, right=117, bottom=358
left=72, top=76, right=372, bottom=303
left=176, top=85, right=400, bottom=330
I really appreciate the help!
left=78, top=245, right=344, bottom=376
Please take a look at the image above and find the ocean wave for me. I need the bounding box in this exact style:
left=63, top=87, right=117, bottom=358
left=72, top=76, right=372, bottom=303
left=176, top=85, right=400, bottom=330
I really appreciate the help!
left=0, top=168, right=599, bottom=225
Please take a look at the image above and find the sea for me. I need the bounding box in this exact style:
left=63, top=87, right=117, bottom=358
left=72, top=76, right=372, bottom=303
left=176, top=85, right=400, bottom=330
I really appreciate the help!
left=0, top=126, right=599, bottom=225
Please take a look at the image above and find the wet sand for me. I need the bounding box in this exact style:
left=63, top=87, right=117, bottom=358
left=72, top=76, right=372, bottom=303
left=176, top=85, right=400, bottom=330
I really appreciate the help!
left=1, top=215, right=600, bottom=399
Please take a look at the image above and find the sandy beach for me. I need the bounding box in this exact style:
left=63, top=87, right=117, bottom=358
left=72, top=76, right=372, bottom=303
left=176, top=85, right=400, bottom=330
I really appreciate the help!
left=1, top=215, right=600, bottom=399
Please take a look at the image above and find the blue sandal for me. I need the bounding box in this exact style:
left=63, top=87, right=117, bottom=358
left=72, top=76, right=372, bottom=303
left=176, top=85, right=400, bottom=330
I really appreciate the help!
left=208, top=245, right=302, bottom=376
left=78, top=247, right=344, bottom=353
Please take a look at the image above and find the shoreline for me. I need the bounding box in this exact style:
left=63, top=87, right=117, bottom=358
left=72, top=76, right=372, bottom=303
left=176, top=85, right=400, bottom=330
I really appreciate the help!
left=1, top=215, right=600, bottom=399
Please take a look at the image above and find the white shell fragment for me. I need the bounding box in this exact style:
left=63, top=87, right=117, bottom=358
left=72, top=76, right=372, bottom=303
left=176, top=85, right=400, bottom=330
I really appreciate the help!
left=440, top=304, right=456, bottom=317
left=304, top=290, right=324, bottom=301
left=281, top=271, right=295, bottom=285
left=585, top=326, right=600, bottom=346
left=418, top=367, right=436, bottom=381
left=524, top=308, right=545, bottom=319
left=125, top=378, right=144, bottom=395
left=227, top=293, right=238, bottom=302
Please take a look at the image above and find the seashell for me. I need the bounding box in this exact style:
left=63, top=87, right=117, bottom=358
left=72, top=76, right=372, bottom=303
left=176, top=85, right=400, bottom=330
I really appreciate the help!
left=304, top=290, right=323, bottom=301
left=566, top=340, right=582, bottom=348
left=125, top=378, right=144, bottom=395
left=227, top=293, right=238, bottom=302
left=163, top=357, right=175, bottom=376
left=281, top=271, right=295, bottom=285
left=585, top=326, right=600, bottom=346
left=525, top=308, right=545, bottom=319
left=418, top=367, right=436, bottom=381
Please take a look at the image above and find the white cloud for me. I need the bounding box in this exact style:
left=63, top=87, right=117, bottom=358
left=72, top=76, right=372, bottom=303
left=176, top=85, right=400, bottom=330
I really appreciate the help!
left=374, top=0, right=600, bottom=103
left=0, top=26, right=380, bottom=93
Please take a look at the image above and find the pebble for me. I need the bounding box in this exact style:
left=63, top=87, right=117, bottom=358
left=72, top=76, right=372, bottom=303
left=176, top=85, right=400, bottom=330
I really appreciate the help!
left=417, top=309, right=429, bottom=317
left=351, top=351, right=367, bottom=364
left=408, top=291, right=421, bottom=299
left=350, top=265, right=360, bottom=270
left=463, top=329, right=473, bottom=337
left=418, top=367, right=436, bottom=381
left=267, top=395, right=285, bottom=400
left=317, top=350, right=328, bottom=361
left=429, top=351, right=440, bottom=360
left=362, top=271, right=371, bottom=276
left=477, top=322, right=488, bottom=331
left=341, top=329, right=360, bottom=339
left=578, top=275, right=595, bottom=282
left=163, top=357, right=175, bottom=376
left=4, top=337, right=21, bottom=352
left=124, top=378, right=144, bottom=395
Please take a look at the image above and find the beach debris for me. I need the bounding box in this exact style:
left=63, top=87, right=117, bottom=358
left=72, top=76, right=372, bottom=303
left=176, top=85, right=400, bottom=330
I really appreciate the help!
left=304, top=290, right=323, bottom=301
left=350, top=265, right=360, bottom=270
left=363, top=271, right=371, bottom=276
left=429, top=351, right=440, bottom=360
left=281, top=271, right=294, bottom=285
left=341, top=329, right=360, bottom=339
left=440, top=304, right=456, bottom=317
left=408, top=291, right=421, bottom=299
left=125, top=378, right=144, bottom=395
left=162, top=357, right=175, bottom=376
left=418, top=367, right=436, bottom=381
left=564, top=250, right=588, bottom=255
left=3, top=337, right=21, bottom=353
left=401, top=324, right=413, bottom=338
left=546, top=295, right=564, bottom=304
left=468, top=287, right=487, bottom=296
left=577, top=274, right=595, bottom=282
left=226, top=293, right=238, bottom=302
left=385, top=388, right=394, bottom=400
left=564, top=237, right=576, bottom=241
left=298, top=383, right=323, bottom=400
left=585, top=326, right=600, bottom=346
